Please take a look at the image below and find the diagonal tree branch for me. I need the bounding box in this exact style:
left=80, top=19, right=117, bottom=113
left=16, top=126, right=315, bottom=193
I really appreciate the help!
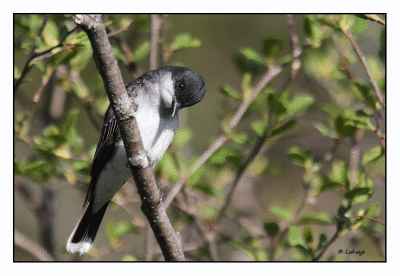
left=74, top=14, right=184, bottom=261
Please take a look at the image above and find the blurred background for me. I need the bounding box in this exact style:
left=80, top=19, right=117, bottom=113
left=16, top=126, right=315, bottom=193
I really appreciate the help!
left=14, top=14, right=385, bottom=261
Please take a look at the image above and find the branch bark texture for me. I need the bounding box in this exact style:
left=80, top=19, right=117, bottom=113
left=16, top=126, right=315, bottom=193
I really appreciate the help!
left=74, top=14, right=184, bottom=261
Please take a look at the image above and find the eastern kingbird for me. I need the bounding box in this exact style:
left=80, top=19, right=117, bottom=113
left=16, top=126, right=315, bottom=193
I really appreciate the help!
left=66, top=66, right=206, bottom=254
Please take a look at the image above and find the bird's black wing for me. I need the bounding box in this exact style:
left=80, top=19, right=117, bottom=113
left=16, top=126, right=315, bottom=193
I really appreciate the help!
left=84, top=106, right=121, bottom=206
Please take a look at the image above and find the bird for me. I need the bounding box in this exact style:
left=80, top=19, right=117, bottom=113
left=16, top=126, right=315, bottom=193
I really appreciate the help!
left=66, top=66, right=206, bottom=254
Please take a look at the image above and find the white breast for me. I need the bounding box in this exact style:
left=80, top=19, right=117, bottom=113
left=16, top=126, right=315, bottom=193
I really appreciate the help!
left=135, top=105, right=179, bottom=168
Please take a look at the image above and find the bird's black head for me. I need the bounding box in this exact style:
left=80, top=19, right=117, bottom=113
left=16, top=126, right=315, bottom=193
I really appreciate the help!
left=167, top=66, right=206, bottom=109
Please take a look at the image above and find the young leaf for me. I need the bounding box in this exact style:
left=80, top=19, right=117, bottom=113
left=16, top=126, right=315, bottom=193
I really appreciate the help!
left=251, top=120, right=267, bottom=137
left=287, top=146, right=309, bottom=167
left=352, top=82, right=376, bottom=110
left=299, top=212, right=332, bottom=224
left=362, top=146, right=384, bottom=164
left=220, top=84, right=241, bottom=100
left=132, top=40, right=150, bottom=62
left=270, top=205, right=293, bottom=221
left=303, top=225, right=314, bottom=246
left=317, top=233, right=328, bottom=250
left=287, top=95, right=314, bottom=115
left=234, top=47, right=267, bottom=75
left=345, top=187, right=372, bottom=200
left=269, top=119, right=297, bottom=137
left=170, top=33, right=201, bottom=52
left=287, top=226, right=305, bottom=247
left=262, top=36, right=285, bottom=57
left=314, top=122, right=335, bottom=138
left=210, top=148, right=237, bottom=165
left=335, top=115, right=357, bottom=137
left=267, top=93, right=287, bottom=116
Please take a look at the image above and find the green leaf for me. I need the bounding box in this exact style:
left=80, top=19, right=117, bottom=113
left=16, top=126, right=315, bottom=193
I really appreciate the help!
left=267, top=93, right=287, bottom=116
left=14, top=156, right=55, bottom=182
left=287, top=95, right=314, bottom=115
left=303, top=225, right=313, bottom=245
left=304, top=16, right=323, bottom=47
left=132, top=40, right=150, bottom=62
left=263, top=222, right=280, bottom=238
left=317, top=233, right=328, bottom=250
left=241, top=73, right=252, bottom=100
left=269, top=119, right=297, bottom=137
left=364, top=203, right=379, bottom=217
left=220, top=84, right=241, bottom=100
left=14, top=65, right=21, bottom=79
left=335, top=115, right=357, bottom=137
left=314, top=122, right=335, bottom=138
left=352, top=82, right=376, bottom=110
left=363, top=146, right=384, bottom=164
left=318, top=175, right=344, bottom=194
left=287, top=226, right=305, bottom=247
left=299, top=212, right=332, bottom=224
left=345, top=187, right=371, bottom=200
left=170, top=33, right=201, bottom=52
left=251, top=120, right=267, bottom=137
left=330, top=161, right=349, bottom=187
left=262, top=36, right=285, bottom=57
left=287, top=146, right=309, bottom=167
left=351, top=17, right=368, bottom=35
left=270, top=205, right=293, bottom=220
left=209, top=148, right=238, bottom=166
left=232, top=132, right=251, bottom=145
left=234, top=47, right=267, bottom=75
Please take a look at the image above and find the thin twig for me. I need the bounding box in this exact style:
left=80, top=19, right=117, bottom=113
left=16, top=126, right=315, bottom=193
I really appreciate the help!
left=14, top=14, right=50, bottom=93
left=342, top=29, right=385, bottom=108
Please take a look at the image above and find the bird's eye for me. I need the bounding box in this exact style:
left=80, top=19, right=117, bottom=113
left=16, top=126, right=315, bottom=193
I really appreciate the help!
left=176, top=82, right=185, bottom=91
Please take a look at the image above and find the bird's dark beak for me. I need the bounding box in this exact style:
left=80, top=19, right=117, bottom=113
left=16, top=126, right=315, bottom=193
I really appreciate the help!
left=171, top=95, right=180, bottom=117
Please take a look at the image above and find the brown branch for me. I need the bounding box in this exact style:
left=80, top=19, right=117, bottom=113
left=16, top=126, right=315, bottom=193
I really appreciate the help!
left=349, top=130, right=364, bottom=187
left=74, top=14, right=184, bottom=261
left=150, top=14, right=164, bottom=70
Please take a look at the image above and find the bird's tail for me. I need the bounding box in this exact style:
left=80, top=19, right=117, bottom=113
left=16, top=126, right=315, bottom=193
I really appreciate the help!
left=66, top=201, right=109, bottom=255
